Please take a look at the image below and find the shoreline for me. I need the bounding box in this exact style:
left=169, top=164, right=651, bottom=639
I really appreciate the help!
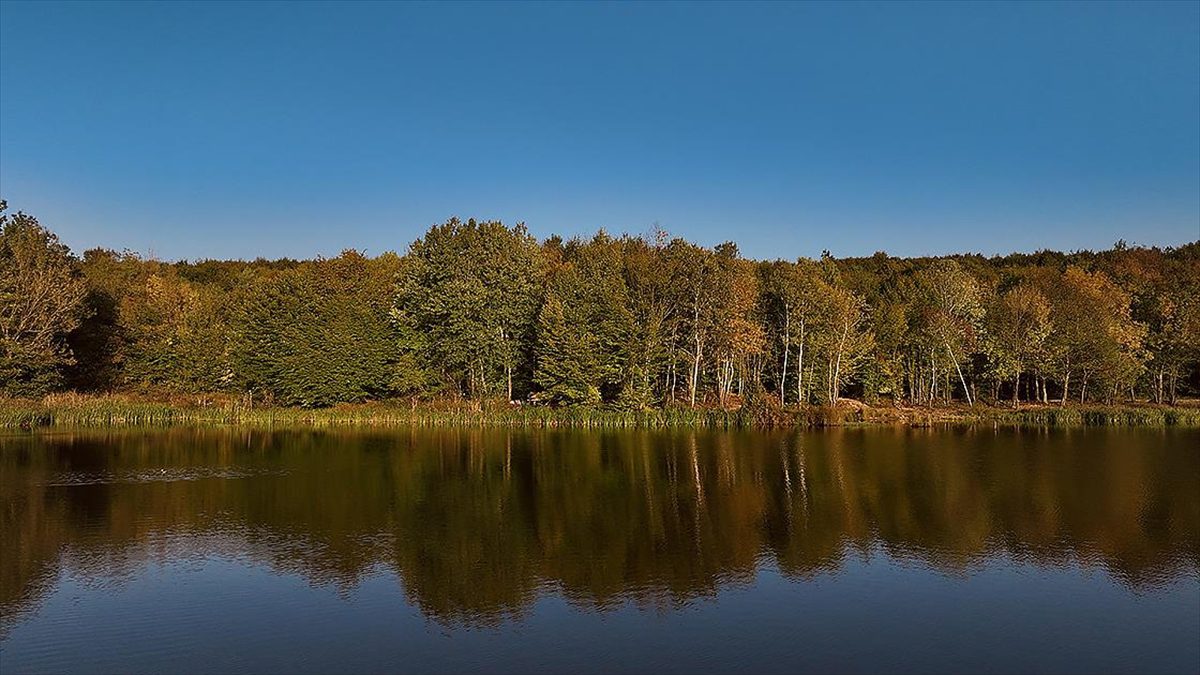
left=3, top=394, right=1200, bottom=431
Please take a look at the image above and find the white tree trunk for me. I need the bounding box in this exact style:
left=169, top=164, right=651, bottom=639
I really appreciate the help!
left=945, top=342, right=972, bottom=406
left=780, top=308, right=790, bottom=406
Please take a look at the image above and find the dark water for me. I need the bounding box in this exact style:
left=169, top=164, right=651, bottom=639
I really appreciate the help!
left=1, top=427, right=1197, bottom=674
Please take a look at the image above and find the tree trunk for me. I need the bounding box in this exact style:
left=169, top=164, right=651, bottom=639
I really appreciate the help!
left=796, top=319, right=806, bottom=406
left=690, top=334, right=702, bottom=407
left=831, top=321, right=847, bottom=405
left=929, top=350, right=937, bottom=407
left=780, top=308, right=789, bottom=406
left=945, top=342, right=972, bottom=406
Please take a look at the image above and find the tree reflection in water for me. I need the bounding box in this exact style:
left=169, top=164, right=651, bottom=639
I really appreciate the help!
left=2, top=427, right=1197, bottom=629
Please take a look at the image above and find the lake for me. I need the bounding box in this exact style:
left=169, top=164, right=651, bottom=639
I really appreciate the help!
left=1, top=427, right=1197, bottom=674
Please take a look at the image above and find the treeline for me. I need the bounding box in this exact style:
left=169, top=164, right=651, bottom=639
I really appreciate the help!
left=2, top=200, right=1198, bottom=408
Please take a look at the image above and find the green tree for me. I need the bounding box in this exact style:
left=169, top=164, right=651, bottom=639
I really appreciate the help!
left=533, top=292, right=600, bottom=405
left=396, top=219, right=544, bottom=400
left=67, top=248, right=146, bottom=390
left=532, top=233, right=642, bottom=407
left=233, top=251, right=400, bottom=407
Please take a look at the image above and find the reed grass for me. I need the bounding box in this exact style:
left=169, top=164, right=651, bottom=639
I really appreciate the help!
left=2, top=393, right=1198, bottom=431
left=0, top=393, right=756, bottom=430
left=983, top=405, right=1200, bottom=428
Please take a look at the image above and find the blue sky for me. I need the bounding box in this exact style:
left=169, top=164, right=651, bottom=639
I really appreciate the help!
left=1, top=1, right=1197, bottom=261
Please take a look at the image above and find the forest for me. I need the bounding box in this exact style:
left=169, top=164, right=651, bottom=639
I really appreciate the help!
left=2, top=200, right=1198, bottom=411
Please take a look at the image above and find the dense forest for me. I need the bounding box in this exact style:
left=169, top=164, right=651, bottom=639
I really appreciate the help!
left=2, top=200, right=1198, bottom=409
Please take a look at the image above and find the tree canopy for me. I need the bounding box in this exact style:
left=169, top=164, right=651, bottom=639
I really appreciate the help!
left=2, top=203, right=1197, bottom=408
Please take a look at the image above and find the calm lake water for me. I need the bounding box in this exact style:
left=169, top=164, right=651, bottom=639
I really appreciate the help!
left=1, top=427, right=1197, bottom=674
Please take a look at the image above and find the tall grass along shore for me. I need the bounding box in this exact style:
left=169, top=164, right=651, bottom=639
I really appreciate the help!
left=3, top=393, right=1199, bottom=432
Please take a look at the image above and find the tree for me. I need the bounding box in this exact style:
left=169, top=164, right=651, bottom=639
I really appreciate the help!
left=1150, top=287, right=1200, bottom=404
left=1039, top=267, right=1146, bottom=404
left=533, top=292, right=600, bottom=405
left=814, top=285, right=873, bottom=404
left=233, top=251, right=401, bottom=407
left=532, top=233, right=642, bottom=407
left=118, top=268, right=231, bottom=391
left=661, top=240, right=722, bottom=407
left=67, top=248, right=146, bottom=390
left=984, top=284, right=1051, bottom=407
left=620, top=231, right=674, bottom=408
left=761, top=259, right=828, bottom=406
left=395, top=219, right=544, bottom=401
left=709, top=244, right=765, bottom=407
left=0, top=204, right=87, bottom=396
left=913, top=260, right=983, bottom=405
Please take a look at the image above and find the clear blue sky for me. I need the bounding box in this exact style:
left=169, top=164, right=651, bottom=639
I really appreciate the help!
left=1, top=1, right=1197, bottom=261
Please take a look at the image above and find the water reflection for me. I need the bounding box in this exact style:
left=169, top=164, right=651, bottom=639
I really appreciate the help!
left=2, top=427, right=1197, bottom=629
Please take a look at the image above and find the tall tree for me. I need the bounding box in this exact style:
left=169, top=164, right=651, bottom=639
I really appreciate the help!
left=984, top=284, right=1052, bottom=407
left=0, top=204, right=87, bottom=396
left=814, top=285, right=873, bottom=404
left=532, top=292, right=600, bottom=405
left=914, top=260, right=983, bottom=405
left=709, top=244, right=765, bottom=406
left=1038, top=267, right=1146, bottom=404
left=395, top=219, right=544, bottom=401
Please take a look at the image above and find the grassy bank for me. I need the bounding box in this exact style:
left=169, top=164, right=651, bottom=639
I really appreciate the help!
left=3, top=393, right=1200, bottom=431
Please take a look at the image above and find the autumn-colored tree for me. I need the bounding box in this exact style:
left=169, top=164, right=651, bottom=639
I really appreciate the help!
left=984, top=284, right=1052, bottom=407
left=3, top=202, right=1196, bottom=409
left=761, top=259, right=831, bottom=405
left=660, top=240, right=721, bottom=406
left=0, top=204, right=87, bottom=396
left=1039, top=267, right=1146, bottom=404
left=911, top=260, right=983, bottom=405
left=115, top=265, right=232, bottom=392
left=710, top=245, right=765, bottom=407
left=813, top=284, right=873, bottom=404
left=620, top=230, right=674, bottom=408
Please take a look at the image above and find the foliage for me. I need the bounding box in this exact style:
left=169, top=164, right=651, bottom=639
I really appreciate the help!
left=233, top=251, right=401, bottom=407
left=0, top=203, right=87, bottom=395
left=395, top=218, right=544, bottom=400
left=0, top=203, right=1197, bottom=410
